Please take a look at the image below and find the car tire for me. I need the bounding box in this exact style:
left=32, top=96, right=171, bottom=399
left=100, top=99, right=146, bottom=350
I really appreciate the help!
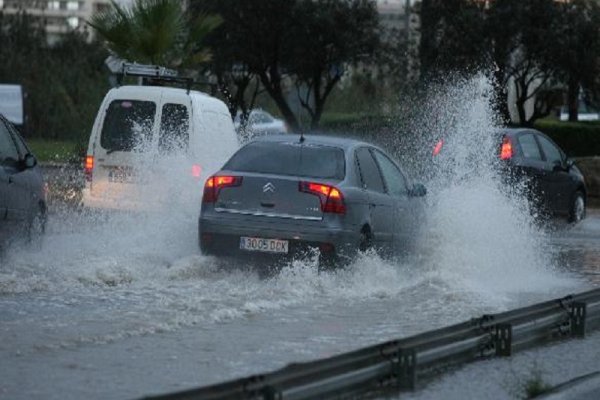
left=318, top=252, right=338, bottom=271
left=568, top=191, right=586, bottom=224
left=358, top=228, right=373, bottom=253
left=27, top=204, right=46, bottom=246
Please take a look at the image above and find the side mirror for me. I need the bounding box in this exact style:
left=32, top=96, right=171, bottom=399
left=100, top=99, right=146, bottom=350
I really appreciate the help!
left=553, top=159, right=570, bottom=172
left=24, top=153, right=37, bottom=169
left=410, top=183, right=427, bottom=197
left=566, top=158, right=575, bottom=170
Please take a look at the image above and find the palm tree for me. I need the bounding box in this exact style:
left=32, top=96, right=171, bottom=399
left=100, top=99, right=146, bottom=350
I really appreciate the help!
left=88, top=0, right=222, bottom=68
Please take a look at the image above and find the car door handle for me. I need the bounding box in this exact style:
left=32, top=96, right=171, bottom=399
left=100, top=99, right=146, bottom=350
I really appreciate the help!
left=370, top=203, right=376, bottom=208
left=8, top=176, right=13, bottom=184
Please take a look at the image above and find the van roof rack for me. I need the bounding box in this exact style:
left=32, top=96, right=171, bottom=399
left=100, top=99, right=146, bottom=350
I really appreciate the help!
left=116, top=62, right=195, bottom=93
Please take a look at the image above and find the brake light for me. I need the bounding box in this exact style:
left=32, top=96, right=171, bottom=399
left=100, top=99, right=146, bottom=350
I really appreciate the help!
left=203, top=175, right=242, bottom=203
left=192, top=164, right=202, bottom=178
left=433, top=139, right=444, bottom=156
left=84, top=155, right=94, bottom=182
left=300, top=182, right=346, bottom=214
left=500, top=136, right=513, bottom=160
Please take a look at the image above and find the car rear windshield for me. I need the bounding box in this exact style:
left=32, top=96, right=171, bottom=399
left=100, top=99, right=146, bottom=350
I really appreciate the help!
left=101, top=100, right=156, bottom=152
left=224, top=142, right=345, bottom=180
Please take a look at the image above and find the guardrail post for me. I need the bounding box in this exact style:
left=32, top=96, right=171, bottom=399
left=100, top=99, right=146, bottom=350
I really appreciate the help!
left=494, top=323, right=512, bottom=357
left=570, top=301, right=587, bottom=338
left=396, top=348, right=417, bottom=390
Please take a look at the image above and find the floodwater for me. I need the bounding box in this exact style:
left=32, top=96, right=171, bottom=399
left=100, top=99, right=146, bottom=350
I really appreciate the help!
left=0, top=210, right=596, bottom=400
left=1, top=76, right=598, bottom=399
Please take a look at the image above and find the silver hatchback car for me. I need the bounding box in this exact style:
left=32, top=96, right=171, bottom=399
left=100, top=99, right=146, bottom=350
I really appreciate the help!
left=198, top=135, right=426, bottom=265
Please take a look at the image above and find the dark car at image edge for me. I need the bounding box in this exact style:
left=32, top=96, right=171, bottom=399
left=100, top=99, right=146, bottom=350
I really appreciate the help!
left=198, top=135, right=427, bottom=266
left=0, top=114, right=46, bottom=248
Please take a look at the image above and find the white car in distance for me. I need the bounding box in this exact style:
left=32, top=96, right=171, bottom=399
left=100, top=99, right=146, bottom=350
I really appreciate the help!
left=234, top=109, right=288, bottom=137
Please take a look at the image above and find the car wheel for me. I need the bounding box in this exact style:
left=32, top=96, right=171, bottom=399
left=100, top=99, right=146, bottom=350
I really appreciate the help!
left=28, top=205, right=46, bottom=245
left=358, top=228, right=373, bottom=253
left=318, top=252, right=338, bottom=271
left=568, top=191, right=586, bottom=224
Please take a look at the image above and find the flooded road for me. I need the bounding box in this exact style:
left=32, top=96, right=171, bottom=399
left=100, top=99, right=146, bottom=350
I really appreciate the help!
left=0, top=208, right=597, bottom=400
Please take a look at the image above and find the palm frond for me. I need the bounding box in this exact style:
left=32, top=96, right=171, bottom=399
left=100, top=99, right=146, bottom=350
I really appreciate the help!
left=88, top=0, right=220, bottom=68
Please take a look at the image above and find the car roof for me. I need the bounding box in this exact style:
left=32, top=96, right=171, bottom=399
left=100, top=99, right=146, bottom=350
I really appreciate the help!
left=253, top=134, right=371, bottom=150
left=502, top=127, right=529, bottom=135
left=110, top=85, right=211, bottom=98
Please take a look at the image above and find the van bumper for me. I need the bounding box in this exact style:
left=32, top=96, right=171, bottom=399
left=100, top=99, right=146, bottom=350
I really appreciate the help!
left=81, top=188, right=157, bottom=212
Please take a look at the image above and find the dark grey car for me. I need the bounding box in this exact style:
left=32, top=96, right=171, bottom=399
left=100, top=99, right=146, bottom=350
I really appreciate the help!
left=198, top=135, right=426, bottom=265
left=0, top=114, right=46, bottom=246
left=432, top=128, right=587, bottom=223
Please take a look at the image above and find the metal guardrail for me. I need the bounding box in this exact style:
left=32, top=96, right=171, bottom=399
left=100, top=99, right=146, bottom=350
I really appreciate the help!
left=141, top=288, right=600, bottom=400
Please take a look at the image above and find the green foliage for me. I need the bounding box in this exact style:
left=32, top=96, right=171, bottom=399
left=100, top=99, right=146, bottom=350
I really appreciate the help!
left=27, top=139, right=80, bottom=163
left=552, top=0, right=600, bottom=120
left=192, top=0, right=380, bottom=130
left=88, top=0, right=221, bottom=67
left=419, top=0, right=600, bottom=125
left=319, top=112, right=390, bottom=132
left=289, top=0, right=379, bottom=127
left=523, top=375, right=552, bottom=399
left=0, top=12, right=109, bottom=141
left=535, top=120, right=600, bottom=157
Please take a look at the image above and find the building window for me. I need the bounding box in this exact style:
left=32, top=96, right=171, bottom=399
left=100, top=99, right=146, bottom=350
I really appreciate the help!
left=48, top=1, right=60, bottom=10
left=67, top=1, right=78, bottom=11
left=67, top=16, right=79, bottom=29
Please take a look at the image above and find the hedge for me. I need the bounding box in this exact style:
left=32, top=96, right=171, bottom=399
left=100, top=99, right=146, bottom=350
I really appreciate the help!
left=533, top=120, right=600, bottom=157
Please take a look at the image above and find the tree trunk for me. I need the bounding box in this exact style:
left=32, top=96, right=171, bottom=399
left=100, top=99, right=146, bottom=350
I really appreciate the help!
left=567, top=76, right=579, bottom=122
left=311, top=98, right=324, bottom=130
left=419, top=0, right=437, bottom=80
left=493, top=67, right=511, bottom=124
left=258, top=68, right=300, bottom=132
left=515, top=94, right=529, bottom=127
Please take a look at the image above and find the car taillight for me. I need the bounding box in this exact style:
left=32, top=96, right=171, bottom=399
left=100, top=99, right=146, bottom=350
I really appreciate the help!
left=84, top=155, right=94, bottom=182
left=299, top=182, right=346, bottom=214
left=192, top=164, right=202, bottom=179
left=500, top=136, right=513, bottom=160
left=203, top=175, right=242, bottom=203
left=433, top=139, right=444, bottom=156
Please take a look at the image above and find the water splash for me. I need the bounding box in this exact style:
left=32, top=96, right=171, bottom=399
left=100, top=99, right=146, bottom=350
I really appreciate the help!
left=400, top=74, right=579, bottom=302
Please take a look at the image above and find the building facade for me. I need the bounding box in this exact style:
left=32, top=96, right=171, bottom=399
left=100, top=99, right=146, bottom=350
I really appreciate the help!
left=0, top=0, right=110, bottom=44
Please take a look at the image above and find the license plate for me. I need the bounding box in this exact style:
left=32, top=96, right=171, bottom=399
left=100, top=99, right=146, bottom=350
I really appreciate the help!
left=240, top=237, right=289, bottom=254
left=108, top=169, right=136, bottom=183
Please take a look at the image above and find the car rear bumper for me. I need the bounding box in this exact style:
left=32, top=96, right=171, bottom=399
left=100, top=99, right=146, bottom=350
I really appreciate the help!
left=198, top=212, right=359, bottom=260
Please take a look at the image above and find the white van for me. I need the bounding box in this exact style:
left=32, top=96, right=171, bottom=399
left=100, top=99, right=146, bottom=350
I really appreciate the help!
left=82, top=84, right=238, bottom=211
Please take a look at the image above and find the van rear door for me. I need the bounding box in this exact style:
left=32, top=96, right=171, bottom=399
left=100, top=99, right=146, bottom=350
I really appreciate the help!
left=153, top=91, right=196, bottom=205
left=90, top=95, right=159, bottom=201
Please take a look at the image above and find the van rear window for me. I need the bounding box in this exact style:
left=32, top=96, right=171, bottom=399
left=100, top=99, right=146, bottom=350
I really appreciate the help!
left=159, top=103, right=189, bottom=153
left=224, top=142, right=345, bottom=179
left=101, top=100, right=156, bottom=152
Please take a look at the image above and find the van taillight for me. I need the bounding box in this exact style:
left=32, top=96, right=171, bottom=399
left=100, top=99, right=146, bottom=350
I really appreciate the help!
left=433, top=139, right=444, bottom=156
left=500, top=137, right=513, bottom=160
left=192, top=164, right=202, bottom=179
left=299, top=182, right=346, bottom=214
left=84, top=155, right=94, bottom=181
left=203, top=175, right=242, bottom=203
